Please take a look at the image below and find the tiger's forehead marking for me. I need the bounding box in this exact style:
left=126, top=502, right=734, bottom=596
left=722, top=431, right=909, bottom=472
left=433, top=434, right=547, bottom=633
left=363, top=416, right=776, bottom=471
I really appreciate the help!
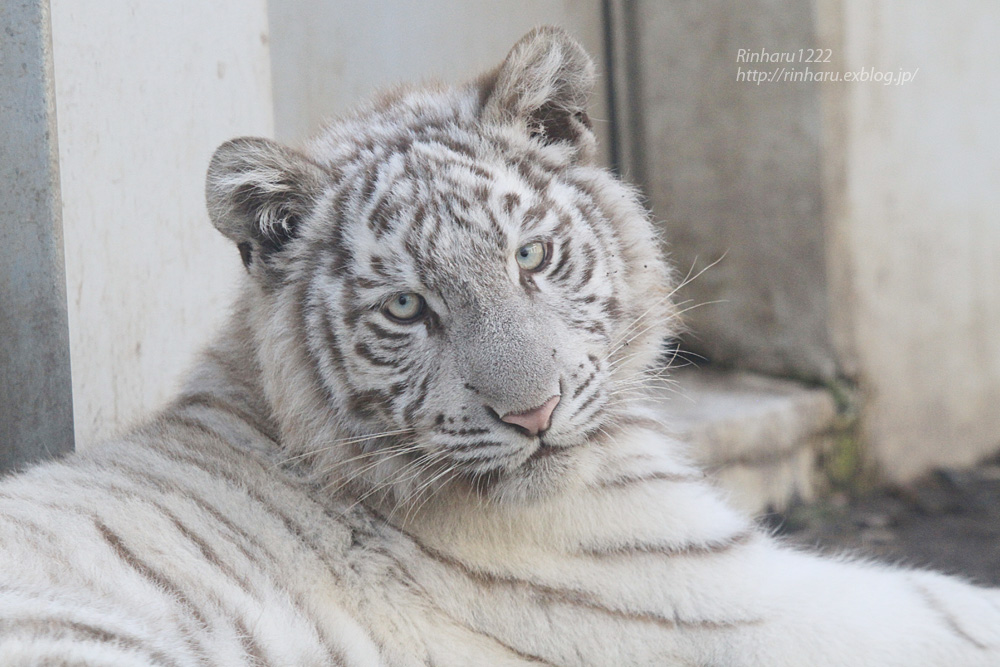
left=330, top=141, right=566, bottom=292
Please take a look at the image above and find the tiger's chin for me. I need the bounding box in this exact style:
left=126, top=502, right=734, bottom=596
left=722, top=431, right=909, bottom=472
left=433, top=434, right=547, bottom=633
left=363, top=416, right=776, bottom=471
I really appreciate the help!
left=444, top=429, right=606, bottom=505
left=353, top=411, right=613, bottom=515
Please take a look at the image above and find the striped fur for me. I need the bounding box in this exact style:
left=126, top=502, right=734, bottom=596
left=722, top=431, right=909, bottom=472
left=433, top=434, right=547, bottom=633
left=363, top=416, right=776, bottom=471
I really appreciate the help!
left=3, top=27, right=1000, bottom=665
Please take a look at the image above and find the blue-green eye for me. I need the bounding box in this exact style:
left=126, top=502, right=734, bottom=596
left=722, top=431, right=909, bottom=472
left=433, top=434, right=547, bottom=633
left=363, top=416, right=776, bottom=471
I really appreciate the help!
left=383, top=293, right=425, bottom=322
left=515, top=241, right=548, bottom=272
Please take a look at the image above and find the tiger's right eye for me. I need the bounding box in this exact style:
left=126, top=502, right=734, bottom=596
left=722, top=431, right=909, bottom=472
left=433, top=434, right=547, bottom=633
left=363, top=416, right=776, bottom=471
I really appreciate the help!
left=383, top=293, right=425, bottom=323
left=516, top=241, right=549, bottom=272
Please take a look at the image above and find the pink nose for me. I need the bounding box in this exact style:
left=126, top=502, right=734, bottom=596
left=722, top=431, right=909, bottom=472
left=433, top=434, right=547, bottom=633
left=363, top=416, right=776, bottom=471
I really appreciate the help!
left=500, top=395, right=560, bottom=436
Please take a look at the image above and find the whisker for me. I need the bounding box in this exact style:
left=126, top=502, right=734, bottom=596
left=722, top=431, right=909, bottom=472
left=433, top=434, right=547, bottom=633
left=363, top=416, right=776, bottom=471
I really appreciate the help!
left=604, top=299, right=726, bottom=368
left=605, top=253, right=727, bottom=352
left=383, top=450, right=456, bottom=522
left=277, top=427, right=416, bottom=466
left=319, top=439, right=425, bottom=498
left=398, top=462, right=460, bottom=525
left=343, top=448, right=445, bottom=514
left=326, top=439, right=422, bottom=467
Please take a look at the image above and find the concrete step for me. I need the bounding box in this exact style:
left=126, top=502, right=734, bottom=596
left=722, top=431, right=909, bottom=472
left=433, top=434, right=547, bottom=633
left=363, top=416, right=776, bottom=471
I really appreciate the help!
left=650, top=368, right=840, bottom=515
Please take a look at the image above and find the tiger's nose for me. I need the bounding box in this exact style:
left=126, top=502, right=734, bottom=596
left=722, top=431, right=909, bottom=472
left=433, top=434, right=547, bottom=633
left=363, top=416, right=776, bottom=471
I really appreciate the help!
left=500, top=395, right=560, bottom=436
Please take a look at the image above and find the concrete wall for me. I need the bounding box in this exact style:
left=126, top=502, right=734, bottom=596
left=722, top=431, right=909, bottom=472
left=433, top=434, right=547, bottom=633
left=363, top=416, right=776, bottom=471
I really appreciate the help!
left=630, top=0, right=1000, bottom=481
left=50, top=1, right=273, bottom=446
left=268, top=0, right=610, bottom=163
left=1, top=0, right=75, bottom=469
left=821, top=1, right=1000, bottom=479
left=630, top=0, right=836, bottom=381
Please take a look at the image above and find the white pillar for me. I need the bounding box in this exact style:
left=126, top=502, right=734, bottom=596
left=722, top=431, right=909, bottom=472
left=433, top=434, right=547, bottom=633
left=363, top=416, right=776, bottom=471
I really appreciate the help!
left=49, top=0, right=274, bottom=446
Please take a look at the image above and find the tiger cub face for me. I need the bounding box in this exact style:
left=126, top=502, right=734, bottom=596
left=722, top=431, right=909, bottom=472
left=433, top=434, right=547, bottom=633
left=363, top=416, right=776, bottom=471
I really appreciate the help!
left=206, top=28, right=674, bottom=502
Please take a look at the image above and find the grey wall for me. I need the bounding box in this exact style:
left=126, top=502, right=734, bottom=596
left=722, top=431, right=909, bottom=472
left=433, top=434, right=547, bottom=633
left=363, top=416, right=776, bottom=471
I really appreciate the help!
left=0, top=0, right=75, bottom=470
left=627, top=0, right=1000, bottom=481
left=627, top=0, right=836, bottom=381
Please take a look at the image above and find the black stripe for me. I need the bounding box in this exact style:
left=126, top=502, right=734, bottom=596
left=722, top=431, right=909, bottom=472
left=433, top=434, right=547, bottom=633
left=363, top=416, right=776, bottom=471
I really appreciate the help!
left=369, top=187, right=401, bottom=238
left=161, top=507, right=256, bottom=597
left=347, top=389, right=393, bottom=421
left=121, top=466, right=268, bottom=572
left=571, top=370, right=597, bottom=400
left=0, top=617, right=178, bottom=666
left=355, top=341, right=398, bottom=367
left=578, top=531, right=755, bottom=559
left=502, top=192, right=520, bottom=216
left=318, top=304, right=346, bottom=376
left=602, top=296, right=622, bottom=319
left=234, top=617, right=269, bottom=667
left=549, top=243, right=573, bottom=281
left=132, top=455, right=355, bottom=665
left=366, top=320, right=409, bottom=341
left=374, top=509, right=763, bottom=632
left=572, top=386, right=602, bottom=419
left=521, top=204, right=547, bottom=227
left=129, top=466, right=346, bottom=665
left=368, top=547, right=558, bottom=666
left=93, top=519, right=211, bottom=664
left=172, top=393, right=277, bottom=443
left=578, top=245, right=596, bottom=285
left=402, top=372, right=432, bottom=424
left=369, top=254, right=391, bottom=278
left=168, top=415, right=231, bottom=448
left=443, top=439, right=506, bottom=453
left=595, top=470, right=704, bottom=490
left=432, top=136, right=477, bottom=160
left=95, top=520, right=210, bottom=628
left=913, top=581, right=989, bottom=650
left=437, top=427, right=491, bottom=437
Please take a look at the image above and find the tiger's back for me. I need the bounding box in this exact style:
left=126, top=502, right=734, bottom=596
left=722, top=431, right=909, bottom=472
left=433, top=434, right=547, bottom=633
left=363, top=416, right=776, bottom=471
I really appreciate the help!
left=7, top=398, right=1000, bottom=666
left=0, top=386, right=732, bottom=666
left=0, top=398, right=372, bottom=665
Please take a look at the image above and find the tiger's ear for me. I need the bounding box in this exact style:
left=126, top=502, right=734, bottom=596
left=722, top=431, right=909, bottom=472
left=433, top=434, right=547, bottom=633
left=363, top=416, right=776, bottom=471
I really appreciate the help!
left=480, top=26, right=597, bottom=158
left=205, top=137, right=326, bottom=269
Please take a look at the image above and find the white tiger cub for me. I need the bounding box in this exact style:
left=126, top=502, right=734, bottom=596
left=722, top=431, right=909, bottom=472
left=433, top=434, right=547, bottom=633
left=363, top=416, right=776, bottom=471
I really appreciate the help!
left=1, top=26, right=998, bottom=666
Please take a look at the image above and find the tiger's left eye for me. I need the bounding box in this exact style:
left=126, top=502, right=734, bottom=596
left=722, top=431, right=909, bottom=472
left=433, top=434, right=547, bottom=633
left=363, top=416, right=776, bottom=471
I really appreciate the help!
left=383, top=292, right=425, bottom=323
left=515, top=241, right=548, bottom=272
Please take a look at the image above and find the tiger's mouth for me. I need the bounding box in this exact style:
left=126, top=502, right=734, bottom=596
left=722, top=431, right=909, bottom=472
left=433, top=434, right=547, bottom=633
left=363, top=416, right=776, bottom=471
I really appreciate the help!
left=525, top=439, right=581, bottom=465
